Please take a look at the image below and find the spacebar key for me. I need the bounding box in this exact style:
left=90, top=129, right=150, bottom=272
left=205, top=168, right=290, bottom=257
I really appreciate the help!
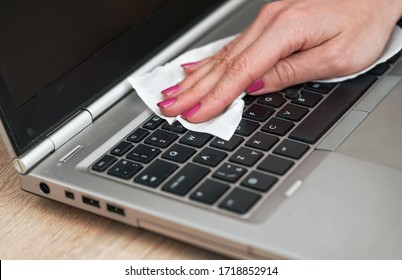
left=289, top=74, right=377, bottom=144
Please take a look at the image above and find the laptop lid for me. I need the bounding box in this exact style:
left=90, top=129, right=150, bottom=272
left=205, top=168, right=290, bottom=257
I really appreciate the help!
left=0, top=0, right=226, bottom=157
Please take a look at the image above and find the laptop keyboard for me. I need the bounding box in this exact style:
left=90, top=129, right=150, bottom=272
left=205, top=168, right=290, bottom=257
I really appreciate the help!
left=90, top=52, right=400, bottom=216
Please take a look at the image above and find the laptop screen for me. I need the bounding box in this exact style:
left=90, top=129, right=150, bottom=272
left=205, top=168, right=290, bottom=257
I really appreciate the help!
left=0, top=0, right=226, bottom=156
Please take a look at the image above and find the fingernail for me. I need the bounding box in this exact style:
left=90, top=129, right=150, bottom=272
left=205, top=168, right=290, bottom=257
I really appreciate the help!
left=180, top=62, right=198, bottom=68
left=181, top=102, right=201, bottom=119
left=157, top=98, right=176, bottom=109
left=245, top=78, right=264, bottom=94
left=161, top=84, right=179, bottom=96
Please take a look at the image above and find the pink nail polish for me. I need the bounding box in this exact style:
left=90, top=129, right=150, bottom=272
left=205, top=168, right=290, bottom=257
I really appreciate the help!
left=181, top=102, right=201, bottom=119
left=180, top=62, right=198, bottom=68
left=161, top=84, right=179, bottom=96
left=245, top=78, right=264, bottom=94
left=157, top=98, right=176, bottom=109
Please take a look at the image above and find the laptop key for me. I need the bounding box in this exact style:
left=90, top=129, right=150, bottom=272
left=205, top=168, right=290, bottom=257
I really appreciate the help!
left=235, top=119, right=260, bottom=136
left=257, top=92, right=286, bottom=108
left=243, top=104, right=274, bottom=122
left=292, top=90, right=323, bottom=108
left=134, top=159, right=178, bottom=188
left=241, top=171, right=278, bottom=192
left=162, top=121, right=187, bottom=134
left=110, top=141, right=133, bottom=156
left=162, top=163, right=210, bottom=196
left=179, top=131, right=212, bottom=148
left=242, top=94, right=257, bottom=105
left=193, top=147, right=227, bottom=167
left=107, top=159, right=142, bottom=179
left=162, top=144, right=196, bottom=163
left=273, top=139, right=310, bottom=160
left=126, top=128, right=149, bottom=143
left=213, top=163, right=247, bottom=183
left=145, top=129, right=178, bottom=148
left=258, top=155, right=294, bottom=175
left=190, top=179, right=229, bottom=204
left=143, top=115, right=164, bottom=130
left=277, top=104, right=309, bottom=122
left=304, top=82, right=336, bottom=94
left=289, top=74, right=377, bottom=144
left=126, top=144, right=160, bottom=163
left=92, top=155, right=117, bottom=172
left=229, top=147, right=263, bottom=166
left=210, top=135, right=244, bottom=151
left=261, top=117, right=294, bottom=136
left=219, top=188, right=261, bottom=214
left=246, top=132, right=279, bottom=151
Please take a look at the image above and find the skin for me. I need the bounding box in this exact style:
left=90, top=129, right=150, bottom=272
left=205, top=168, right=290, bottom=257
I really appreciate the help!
left=158, top=0, right=402, bottom=123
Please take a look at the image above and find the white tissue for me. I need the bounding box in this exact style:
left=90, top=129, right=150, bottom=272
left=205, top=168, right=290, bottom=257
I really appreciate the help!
left=128, top=26, right=402, bottom=140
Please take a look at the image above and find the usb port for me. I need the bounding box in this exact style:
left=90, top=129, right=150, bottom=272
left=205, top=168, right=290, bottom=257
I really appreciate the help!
left=65, top=191, right=75, bottom=200
left=82, top=196, right=100, bottom=208
left=107, top=204, right=125, bottom=216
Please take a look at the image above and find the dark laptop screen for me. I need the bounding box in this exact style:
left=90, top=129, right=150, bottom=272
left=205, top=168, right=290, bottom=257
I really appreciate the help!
left=0, top=0, right=226, bottom=155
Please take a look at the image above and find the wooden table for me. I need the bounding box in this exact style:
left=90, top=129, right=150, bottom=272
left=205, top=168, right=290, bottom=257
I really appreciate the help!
left=0, top=140, right=224, bottom=259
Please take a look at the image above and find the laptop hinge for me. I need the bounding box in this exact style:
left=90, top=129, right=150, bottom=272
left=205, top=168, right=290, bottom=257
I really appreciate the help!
left=14, top=109, right=93, bottom=174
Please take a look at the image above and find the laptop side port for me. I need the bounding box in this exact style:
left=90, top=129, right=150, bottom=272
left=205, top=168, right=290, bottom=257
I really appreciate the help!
left=107, top=204, right=125, bottom=216
left=82, top=196, right=100, bottom=208
left=65, top=191, right=75, bottom=200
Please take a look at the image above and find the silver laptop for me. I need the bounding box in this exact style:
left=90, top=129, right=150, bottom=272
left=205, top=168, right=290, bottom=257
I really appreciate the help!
left=1, top=0, right=402, bottom=259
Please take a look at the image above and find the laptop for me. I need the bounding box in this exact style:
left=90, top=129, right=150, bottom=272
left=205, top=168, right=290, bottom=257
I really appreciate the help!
left=1, top=0, right=402, bottom=259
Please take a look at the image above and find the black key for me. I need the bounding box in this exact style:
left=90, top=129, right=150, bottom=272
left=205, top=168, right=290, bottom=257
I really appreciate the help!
left=162, top=163, right=210, bottom=195
left=292, top=90, right=323, bottom=108
left=210, top=135, right=244, bottom=151
left=273, top=139, right=310, bottom=159
left=258, top=155, right=294, bottom=175
left=277, top=104, right=309, bottom=122
left=289, top=74, right=377, bottom=144
left=92, top=155, right=117, bottom=172
left=126, top=144, right=160, bottom=163
left=257, top=93, right=286, bottom=108
left=368, top=62, right=390, bottom=76
left=107, top=159, right=142, bottom=179
left=110, top=141, right=133, bottom=156
left=134, top=159, right=178, bottom=188
left=162, top=121, right=187, bottom=134
left=241, top=171, right=278, bottom=192
left=235, top=119, right=260, bottom=136
left=246, top=132, right=279, bottom=151
left=190, top=179, right=229, bottom=204
left=145, top=129, right=178, bottom=148
left=126, top=128, right=149, bottom=143
left=213, top=163, right=247, bottom=183
left=143, top=115, right=165, bottom=130
left=229, top=147, right=263, bottom=166
left=219, top=188, right=261, bottom=214
left=193, top=147, right=227, bottom=167
left=242, top=94, right=257, bottom=105
left=262, top=117, right=294, bottom=136
left=162, top=144, right=196, bottom=163
left=243, top=104, right=274, bottom=122
left=388, top=51, right=401, bottom=64
left=282, top=85, right=301, bottom=99
left=179, top=131, right=212, bottom=148
left=304, top=82, right=336, bottom=94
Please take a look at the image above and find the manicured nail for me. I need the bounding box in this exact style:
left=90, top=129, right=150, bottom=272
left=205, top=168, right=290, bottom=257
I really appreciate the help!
left=181, top=102, right=201, bottom=119
left=157, top=98, right=176, bottom=109
left=180, top=62, right=198, bottom=68
left=161, top=84, right=179, bottom=96
left=245, top=78, right=264, bottom=94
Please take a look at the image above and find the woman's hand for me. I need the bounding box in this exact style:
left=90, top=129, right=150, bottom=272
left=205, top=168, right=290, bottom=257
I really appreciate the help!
left=157, top=0, right=402, bottom=123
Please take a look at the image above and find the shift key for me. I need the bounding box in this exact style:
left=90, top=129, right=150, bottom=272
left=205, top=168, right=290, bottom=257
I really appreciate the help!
left=162, top=163, right=210, bottom=196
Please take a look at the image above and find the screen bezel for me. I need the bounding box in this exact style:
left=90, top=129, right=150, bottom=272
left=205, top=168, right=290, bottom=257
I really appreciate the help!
left=0, top=0, right=226, bottom=156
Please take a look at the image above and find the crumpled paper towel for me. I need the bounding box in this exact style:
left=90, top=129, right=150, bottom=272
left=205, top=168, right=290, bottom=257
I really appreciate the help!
left=128, top=26, right=402, bottom=140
